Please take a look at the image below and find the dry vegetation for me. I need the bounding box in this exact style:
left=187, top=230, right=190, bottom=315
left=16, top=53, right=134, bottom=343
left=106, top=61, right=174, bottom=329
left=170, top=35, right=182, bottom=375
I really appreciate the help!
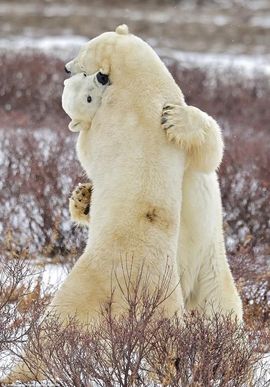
left=0, top=255, right=269, bottom=386
left=0, top=51, right=269, bottom=385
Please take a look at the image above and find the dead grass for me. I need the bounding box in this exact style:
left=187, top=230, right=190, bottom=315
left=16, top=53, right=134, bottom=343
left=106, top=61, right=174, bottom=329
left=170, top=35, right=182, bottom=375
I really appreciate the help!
left=0, top=258, right=269, bottom=386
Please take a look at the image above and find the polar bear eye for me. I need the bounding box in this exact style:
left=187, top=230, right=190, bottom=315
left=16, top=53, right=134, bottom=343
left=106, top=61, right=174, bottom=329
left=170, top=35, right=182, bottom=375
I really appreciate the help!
left=87, top=96, right=92, bottom=103
left=83, top=73, right=87, bottom=77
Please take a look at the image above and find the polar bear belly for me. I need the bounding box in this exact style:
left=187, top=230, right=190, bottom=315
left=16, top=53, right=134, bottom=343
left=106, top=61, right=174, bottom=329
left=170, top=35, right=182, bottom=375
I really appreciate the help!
left=73, top=106, right=186, bottom=317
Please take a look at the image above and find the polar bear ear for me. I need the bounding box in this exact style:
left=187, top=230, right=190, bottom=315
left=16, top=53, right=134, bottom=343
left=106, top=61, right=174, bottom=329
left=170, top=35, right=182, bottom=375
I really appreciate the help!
left=115, top=24, right=129, bottom=35
left=68, top=120, right=90, bottom=132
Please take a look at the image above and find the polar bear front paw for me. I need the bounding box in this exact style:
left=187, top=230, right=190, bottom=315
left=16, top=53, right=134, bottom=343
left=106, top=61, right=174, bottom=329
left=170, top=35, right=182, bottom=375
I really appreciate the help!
left=161, top=104, right=206, bottom=150
left=69, top=183, right=92, bottom=226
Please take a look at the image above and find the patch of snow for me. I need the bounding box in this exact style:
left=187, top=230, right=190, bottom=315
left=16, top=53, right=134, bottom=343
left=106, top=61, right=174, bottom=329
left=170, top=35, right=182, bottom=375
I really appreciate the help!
left=1, top=34, right=270, bottom=78
left=0, top=36, right=88, bottom=60
left=242, top=0, right=270, bottom=11
left=213, top=15, right=230, bottom=26
left=157, top=47, right=270, bottom=78
left=250, top=15, right=270, bottom=28
left=41, top=263, right=68, bottom=290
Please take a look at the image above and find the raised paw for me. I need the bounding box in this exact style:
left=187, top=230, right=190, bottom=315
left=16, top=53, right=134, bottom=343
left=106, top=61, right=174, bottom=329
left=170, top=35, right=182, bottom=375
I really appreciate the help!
left=161, top=104, right=206, bottom=150
left=69, top=182, right=92, bottom=226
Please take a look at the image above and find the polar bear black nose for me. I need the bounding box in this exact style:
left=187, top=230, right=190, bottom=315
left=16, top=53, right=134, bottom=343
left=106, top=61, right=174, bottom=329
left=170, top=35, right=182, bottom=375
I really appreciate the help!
left=97, top=72, right=109, bottom=85
left=64, top=65, right=71, bottom=74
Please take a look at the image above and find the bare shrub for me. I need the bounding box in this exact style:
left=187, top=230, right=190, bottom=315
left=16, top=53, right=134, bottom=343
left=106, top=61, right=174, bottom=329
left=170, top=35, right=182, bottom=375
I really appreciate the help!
left=220, top=124, right=270, bottom=253
left=171, top=60, right=270, bottom=133
left=229, top=250, right=270, bottom=353
left=0, top=241, right=50, bottom=379
left=5, top=264, right=268, bottom=387
left=0, top=128, right=87, bottom=257
left=0, top=52, right=65, bottom=130
left=9, top=309, right=269, bottom=386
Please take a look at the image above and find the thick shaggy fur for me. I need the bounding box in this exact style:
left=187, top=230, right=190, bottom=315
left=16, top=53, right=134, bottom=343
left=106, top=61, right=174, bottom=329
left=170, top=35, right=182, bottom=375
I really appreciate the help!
left=161, top=104, right=242, bottom=317
left=65, top=26, right=242, bottom=320
left=53, top=25, right=188, bottom=322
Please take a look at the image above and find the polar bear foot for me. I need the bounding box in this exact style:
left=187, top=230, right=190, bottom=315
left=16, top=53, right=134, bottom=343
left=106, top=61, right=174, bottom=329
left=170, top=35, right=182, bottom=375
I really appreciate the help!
left=69, top=182, right=92, bottom=226
left=161, top=104, right=206, bottom=150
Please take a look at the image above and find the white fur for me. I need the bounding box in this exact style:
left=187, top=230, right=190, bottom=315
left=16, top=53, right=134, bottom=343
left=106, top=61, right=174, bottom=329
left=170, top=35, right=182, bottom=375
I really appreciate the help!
left=64, top=27, right=242, bottom=321
left=62, top=72, right=107, bottom=132
left=52, top=26, right=188, bottom=324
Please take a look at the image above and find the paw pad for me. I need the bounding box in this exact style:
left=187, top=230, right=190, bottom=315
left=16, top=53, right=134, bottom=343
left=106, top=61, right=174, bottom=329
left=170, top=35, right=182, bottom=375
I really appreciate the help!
left=69, top=182, right=92, bottom=224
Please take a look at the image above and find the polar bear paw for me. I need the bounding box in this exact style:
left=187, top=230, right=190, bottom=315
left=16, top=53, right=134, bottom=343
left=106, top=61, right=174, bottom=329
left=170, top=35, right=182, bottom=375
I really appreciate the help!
left=69, top=183, right=92, bottom=226
left=161, top=104, right=206, bottom=150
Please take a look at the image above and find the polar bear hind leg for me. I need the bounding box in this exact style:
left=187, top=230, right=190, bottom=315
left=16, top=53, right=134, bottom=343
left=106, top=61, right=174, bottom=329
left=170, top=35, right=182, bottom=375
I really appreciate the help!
left=186, top=241, right=243, bottom=321
left=161, top=104, right=224, bottom=173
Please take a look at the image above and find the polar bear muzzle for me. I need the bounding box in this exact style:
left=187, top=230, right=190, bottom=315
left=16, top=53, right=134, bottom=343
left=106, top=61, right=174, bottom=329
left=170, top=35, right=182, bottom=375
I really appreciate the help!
left=97, top=72, right=109, bottom=85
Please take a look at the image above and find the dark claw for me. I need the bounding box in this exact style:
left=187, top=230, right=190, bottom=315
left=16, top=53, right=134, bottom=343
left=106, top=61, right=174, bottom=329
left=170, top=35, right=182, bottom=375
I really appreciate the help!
left=163, top=105, right=173, bottom=110
left=161, top=117, right=167, bottom=124
left=84, top=205, right=90, bottom=215
left=166, top=124, right=174, bottom=130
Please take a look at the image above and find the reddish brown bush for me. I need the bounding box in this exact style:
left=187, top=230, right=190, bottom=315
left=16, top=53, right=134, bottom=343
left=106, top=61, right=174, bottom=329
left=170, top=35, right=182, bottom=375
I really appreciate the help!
left=5, top=265, right=269, bottom=386
left=0, top=242, right=51, bottom=379
left=0, top=53, right=66, bottom=130
left=0, top=128, right=87, bottom=257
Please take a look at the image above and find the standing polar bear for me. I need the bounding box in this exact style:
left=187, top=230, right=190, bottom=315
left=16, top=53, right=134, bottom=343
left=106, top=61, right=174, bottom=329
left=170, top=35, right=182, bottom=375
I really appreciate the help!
left=65, top=25, right=242, bottom=321
left=52, top=23, right=190, bottom=322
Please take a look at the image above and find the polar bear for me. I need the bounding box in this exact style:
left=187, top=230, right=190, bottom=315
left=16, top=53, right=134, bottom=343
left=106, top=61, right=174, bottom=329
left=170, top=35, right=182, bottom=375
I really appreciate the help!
left=65, top=25, right=242, bottom=321
left=51, top=24, right=191, bottom=324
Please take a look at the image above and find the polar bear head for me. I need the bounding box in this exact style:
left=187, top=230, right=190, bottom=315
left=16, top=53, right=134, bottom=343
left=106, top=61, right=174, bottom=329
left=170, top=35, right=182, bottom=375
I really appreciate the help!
left=65, top=25, right=184, bottom=115
left=65, top=25, right=129, bottom=78
left=62, top=71, right=110, bottom=132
